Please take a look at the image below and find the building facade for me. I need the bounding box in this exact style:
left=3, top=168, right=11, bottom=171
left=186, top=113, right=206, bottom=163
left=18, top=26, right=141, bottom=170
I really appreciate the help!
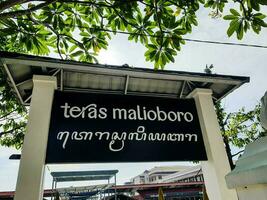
left=129, top=166, right=189, bottom=184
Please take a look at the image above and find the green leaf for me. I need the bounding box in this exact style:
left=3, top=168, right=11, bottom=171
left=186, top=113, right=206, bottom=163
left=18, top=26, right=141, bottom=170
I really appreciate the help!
left=80, top=32, right=90, bottom=37
left=0, top=28, right=17, bottom=36
left=70, top=50, right=83, bottom=57
left=237, top=21, right=244, bottom=40
left=223, top=15, right=238, bottom=20
left=37, top=30, right=52, bottom=36
left=204, top=0, right=215, bottom=8
left=244, top=21, right=250, bottom=32
left=254, top=18, right=267, bottom=27
left=251, top=1, right=260, bottom=11
left=58, top=16, right=65, bottom=31
left=253, top=13, right=266, bottom=20
left=258, top=0, right=267, bottom=5
left=227, top=19, right=239, bottom=37
left=69, top=45, right=77, bottom=53
left=247, top=0, right=252, bottom=9
left=230, top=9, right=240, bottom=16
left=53, top=15, right=58, bottom=29
left=252, top=24, right=261, bottom=34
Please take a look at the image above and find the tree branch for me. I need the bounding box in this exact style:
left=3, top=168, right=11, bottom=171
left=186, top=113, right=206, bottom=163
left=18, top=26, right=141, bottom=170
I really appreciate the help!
left=0, top=0, right=57, bottom=19
left=236, top=0, right=248, bottom=19
left=0, top=0, right=28, bottom=13
left=56, top=35, right=64, bottom=59
left=223, top=135, right=235, bottom=169
left=232, top=149, right=244, bottom=157
left=0, top=115, right=24, bottom=122
left=0, top=125, right=25, bottom=137
left=0, top=109, right=17, bottom=120
left=57, top=0, right=113, bottom=8
left=154, top=0, right=164, bottom=49
left=27, top=15, right=89, bottom=58
left=166, top=0, right=180, bottom=8
left=104, top=0, right=140, bottom=29
left=223, top=112, right=233, bottom=126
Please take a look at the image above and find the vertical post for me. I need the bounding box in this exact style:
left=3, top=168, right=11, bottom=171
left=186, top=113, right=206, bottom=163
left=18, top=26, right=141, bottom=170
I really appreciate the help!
left=51, top=179, right=54, bottom=200
left=114, top=175, right=117, bottom=200
left=53, top=179, right=58, bottom=200
left=188, top=88, right=238, bottom=200
left=14, top=76, right=57, bottom=200
left=108, top=179, right=110, bottom=197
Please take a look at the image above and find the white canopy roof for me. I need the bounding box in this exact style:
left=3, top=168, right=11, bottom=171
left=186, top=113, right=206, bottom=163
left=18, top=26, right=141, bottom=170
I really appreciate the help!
left=0, top=51, right=249, bottom=105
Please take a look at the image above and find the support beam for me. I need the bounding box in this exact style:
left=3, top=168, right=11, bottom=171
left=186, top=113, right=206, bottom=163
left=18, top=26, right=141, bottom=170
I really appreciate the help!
left=188, top=88, right=238, bottom=200
left=3, top=63, right=24, bottom=104
left=124, top=75, right=130, bottom=94
left=179, top=81, right=186, bottom=98
left=24, top=94, right=32, bottom=103
left=60, top=69, right=64, bottom=91
left=114, top=174, right=117, bottom=200
left=14, top=75, right=57, bottom=200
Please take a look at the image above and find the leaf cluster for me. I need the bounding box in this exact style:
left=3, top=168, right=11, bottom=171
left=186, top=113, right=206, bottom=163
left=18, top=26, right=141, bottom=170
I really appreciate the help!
left=216, top=102, right=266, bottom=150
left=223, top=1, right=267, bottom=40
left=0, top=63, right=27, bottom=149
left=0, top=0, right=265, bottom=69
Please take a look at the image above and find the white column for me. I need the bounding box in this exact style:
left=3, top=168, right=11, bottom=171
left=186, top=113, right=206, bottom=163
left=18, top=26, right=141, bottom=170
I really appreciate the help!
left=188, top=88, right=238, bottom=200
left=14, top=75, right=57, bottom=200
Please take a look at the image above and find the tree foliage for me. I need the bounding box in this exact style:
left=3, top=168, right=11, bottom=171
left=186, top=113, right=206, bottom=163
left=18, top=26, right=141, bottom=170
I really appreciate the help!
left=0, top=0, right=266, bottom=69
left=0, top=68, right=27, bottom=149
left=216, top=102, right=266, bottom=166
left=205, top=65, right=266, bottom=168
left=0, top=28, right=27, bottom=149
left=0, top=1, right=266, bottom=150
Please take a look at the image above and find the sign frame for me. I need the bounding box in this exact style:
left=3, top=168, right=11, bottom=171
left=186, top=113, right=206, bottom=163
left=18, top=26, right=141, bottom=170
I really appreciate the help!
left=46, top=91, right=207, bottom=163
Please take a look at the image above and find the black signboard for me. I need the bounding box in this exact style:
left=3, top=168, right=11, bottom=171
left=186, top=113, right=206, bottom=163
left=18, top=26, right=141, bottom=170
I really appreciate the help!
left=46, top=91, right=207, bottom=163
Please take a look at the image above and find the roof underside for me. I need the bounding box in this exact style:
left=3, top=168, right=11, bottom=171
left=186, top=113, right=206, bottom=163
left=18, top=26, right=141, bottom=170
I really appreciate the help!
left=51, top=170, right=118, bottom=182
left=0, top=52, right=249, bottom=105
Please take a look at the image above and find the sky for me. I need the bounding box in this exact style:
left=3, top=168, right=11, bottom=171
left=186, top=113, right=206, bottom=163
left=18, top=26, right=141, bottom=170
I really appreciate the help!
left=0, top=3, right=267, bottom=192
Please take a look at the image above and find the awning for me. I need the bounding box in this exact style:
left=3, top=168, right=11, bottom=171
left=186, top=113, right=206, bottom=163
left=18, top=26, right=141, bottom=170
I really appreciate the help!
left=51, top=170, right=118, bottom=182
left=0, top=51, right=249, bottom=105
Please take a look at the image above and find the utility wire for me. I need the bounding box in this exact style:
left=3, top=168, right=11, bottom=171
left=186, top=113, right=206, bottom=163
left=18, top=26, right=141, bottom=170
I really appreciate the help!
left=85, top=26, right=267, bottom=49
left=11, top=17, right=267, bottom=49
left=183, top=38, right=267, bottom=48
left=96, top=27, right=267, bottom=49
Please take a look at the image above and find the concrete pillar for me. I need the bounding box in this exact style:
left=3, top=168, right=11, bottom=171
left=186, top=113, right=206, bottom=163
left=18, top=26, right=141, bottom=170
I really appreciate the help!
left=14, top=75, right=57, bottom=200
left=188, top=88, right=238, bottom=200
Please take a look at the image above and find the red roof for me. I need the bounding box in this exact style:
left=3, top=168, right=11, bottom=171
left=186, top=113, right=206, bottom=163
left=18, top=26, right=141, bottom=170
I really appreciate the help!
left=0, top=182, right=204, bottom=198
